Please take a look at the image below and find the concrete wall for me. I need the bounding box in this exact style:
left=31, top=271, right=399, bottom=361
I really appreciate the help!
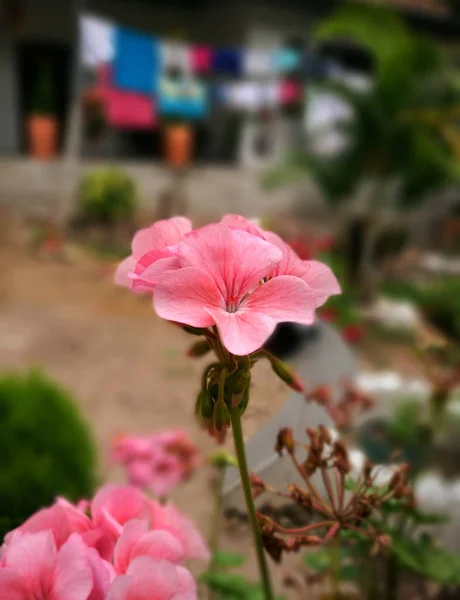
left=0, top=157, right=311, bottom=220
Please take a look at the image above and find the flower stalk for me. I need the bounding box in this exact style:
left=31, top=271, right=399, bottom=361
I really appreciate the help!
left=230, top=405, right=275, bottom=600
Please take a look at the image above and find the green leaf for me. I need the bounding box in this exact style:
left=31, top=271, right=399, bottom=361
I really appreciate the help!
left=212, top=551, right=247, bottom=569
left=391, top=535, right=460, bottom=585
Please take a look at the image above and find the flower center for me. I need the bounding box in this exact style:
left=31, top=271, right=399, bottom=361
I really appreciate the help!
left=226, top=296, right=239, bottom=313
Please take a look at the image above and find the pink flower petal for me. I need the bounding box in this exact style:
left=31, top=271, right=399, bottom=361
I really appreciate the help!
left=53, top=534, right=94, bottom=600
left=263, top=231, right=303, bottom=278
left=301, top=260, right=341, bottom=307
left=5, top=504, right=70, bottom=549
left=174, top=567, right=197, bottom=600
left=92, top=486, right=148, bottom=533
left=56, top=498, right=93, bottom=536
left=132, top=256, right=181, bottom=292
left=0, top=568, right=28, bottom=600
left=119, top=556, right=179, bottom=600
left=150, top=503, right=209, bottom=562
left=153, top=267, right=222, bottom=328
left=178, top=224, right=282, bottom=299
left=220, top=214, right=265, bottom=238
left=134, top=530, right=184, bottom=565
left=113, top=520, right=149, bottom=574
left=132, top=220, right=186, bottom=256
left=115, top=256, right=137, bottom=289
left=244, top=275, right=316, bottom=325
left=170, top=217, right=192, bottom=237
left=87, top=548, right=115, bottom=600
left=208, top=275, right=316, bottom=355
left=3, top=531, right=57, bottom=593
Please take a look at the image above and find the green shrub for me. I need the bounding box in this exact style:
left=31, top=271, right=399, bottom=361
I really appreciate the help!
left=77, top=168, right=137, bottom=226
left=0, top=370, right=97, bottom=538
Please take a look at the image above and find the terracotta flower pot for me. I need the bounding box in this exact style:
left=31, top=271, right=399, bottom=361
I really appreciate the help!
left=26, top=114, right=58, bottom=160
left=163, top=124, right=193, bottom=168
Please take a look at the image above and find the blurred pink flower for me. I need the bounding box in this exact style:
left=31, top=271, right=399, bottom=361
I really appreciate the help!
left=0, top=531, right=93, bottom=600
left=154, top=224, right=316, bottom=355
left=106, top=556, right=196, bottom=600
left=115, top=217, right=192, bottom=294
left=111, top=431, right=201, bottom=498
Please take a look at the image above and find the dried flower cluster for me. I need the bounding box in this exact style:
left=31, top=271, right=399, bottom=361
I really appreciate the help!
left=307, top=384, right=375, bottom=431
left=253, top=426, right=414, bottom=562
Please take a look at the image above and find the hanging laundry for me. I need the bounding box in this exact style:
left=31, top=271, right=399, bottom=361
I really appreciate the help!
left=226, top=81, right=279, bottom=112
left=213, top=48, right=243, bottom=77
left=161, top=41, right=192, bottom=77
left=272, top=47, right=302, bottom=74
left=114, top=27, right=159, bottom=95
left=244, top=49, right=272, bottom=77
left=190, top=44, right=214, bottom=75
left=95, top=65, right=156, bottom=129
left=80, top=14, right=115, bottom=68
left=158, top=76, right=207, bottom=119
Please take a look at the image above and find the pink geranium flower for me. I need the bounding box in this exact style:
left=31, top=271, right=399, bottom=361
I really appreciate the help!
left=113, top=520, right=184, bottom=574
left=91, top=486, right=149, bottom=540
left=153, top=224, right=317, bottom=355
left=107, top=556, right=196, bottom=600
left=150, top=502, right=210, bottom=562
left=4, top=499, right=113, bottom=561
left=0, top=531, right=93, bottom=600
left=115, top=217, right=192, bottom=294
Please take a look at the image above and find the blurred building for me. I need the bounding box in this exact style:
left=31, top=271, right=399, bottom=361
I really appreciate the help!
left=0, top=0, right=459, bottom=217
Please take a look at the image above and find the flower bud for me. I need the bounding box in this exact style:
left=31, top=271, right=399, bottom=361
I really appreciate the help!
left=213, top=400, right=230, bottom=432
left=270, top=357, right=304, bottom=392
left=182, top=325, right=208, bottom=336
left=210, top=450, right=238, bottom=469
left=249, top=472, right=266, bottom=498
left=199, top=389, right=214, bottom=420
left=187, top=339, right=212, bottom=358
left=275, top=427, right=295, bottom=455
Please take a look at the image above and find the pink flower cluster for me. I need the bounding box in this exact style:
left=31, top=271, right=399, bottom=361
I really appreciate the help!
left=111, top=430, right=201, bottom=498
left=0, top=485, right=208, bottom=600
left=116, top=215, right=340, bottom=355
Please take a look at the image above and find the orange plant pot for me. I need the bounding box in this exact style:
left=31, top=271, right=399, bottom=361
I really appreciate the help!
left=26, top=114, right=58, bottom=160
left=164, top=124, right=193, bottom=168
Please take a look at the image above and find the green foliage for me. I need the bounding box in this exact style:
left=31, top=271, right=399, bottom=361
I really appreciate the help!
left=77, top=168, right=138, bottom=226
left=29, top=63, right=56, bottom=115
left=265, top=5, right=460, bottom=209
left=303, top=545, right=363, bottom=583
left=201, top=552, right=286, bottom=599
left=0, top=370, right=97, bottom=539
left=391, top=534, right=460, bottom=585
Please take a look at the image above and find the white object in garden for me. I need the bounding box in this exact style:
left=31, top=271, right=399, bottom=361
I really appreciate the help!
left=420, top=253, right=460, bottom=276
left=223, top=321, right=357, bottom=508
left=360, top=297, right=422, bottom=332
left=80, top=15, right=115, bottom=68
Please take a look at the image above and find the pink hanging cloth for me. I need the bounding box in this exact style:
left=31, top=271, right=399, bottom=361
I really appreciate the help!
left=278, top=79, right=303, bottom=105
left=94, top=65, right=157, bottom=129
left=190, top=44, right=213, bottom=74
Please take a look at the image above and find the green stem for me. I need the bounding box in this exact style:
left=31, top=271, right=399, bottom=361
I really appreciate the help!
left=230, top=406, right=275, bottom=600
left=208, top=468, right=225, bottom=600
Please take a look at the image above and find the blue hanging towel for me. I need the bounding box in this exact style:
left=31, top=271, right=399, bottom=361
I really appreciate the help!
left=114, top=27, right=158, bottom=95
left=213, top=48, right=242, bottom=77
left=272, top=48, right=301, bottom=74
